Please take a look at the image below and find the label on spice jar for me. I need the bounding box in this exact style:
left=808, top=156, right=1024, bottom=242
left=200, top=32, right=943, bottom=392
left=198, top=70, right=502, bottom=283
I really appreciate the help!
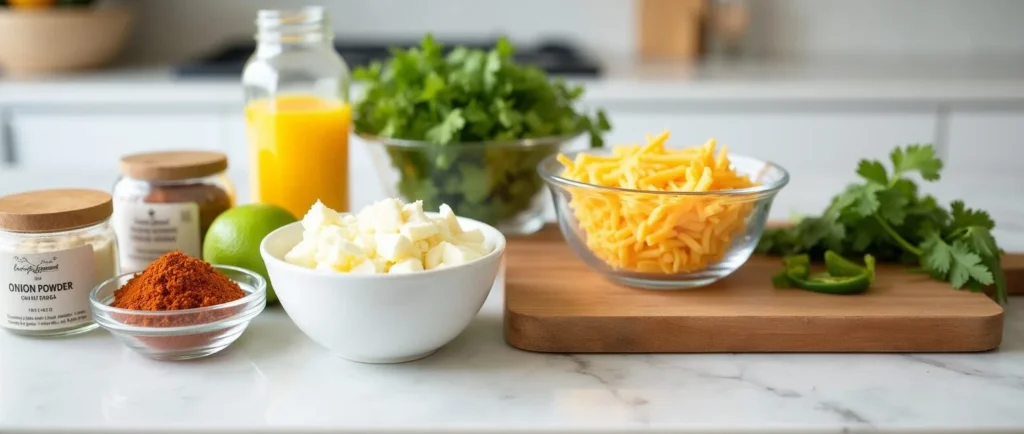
left=113, top=202, right=201, bottom=273
left=0, top=245, right=95, bottom=330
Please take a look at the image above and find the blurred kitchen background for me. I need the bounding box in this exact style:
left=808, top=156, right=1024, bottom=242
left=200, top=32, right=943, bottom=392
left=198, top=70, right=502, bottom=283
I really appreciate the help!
left=1, top=0, right=1023, bottom=245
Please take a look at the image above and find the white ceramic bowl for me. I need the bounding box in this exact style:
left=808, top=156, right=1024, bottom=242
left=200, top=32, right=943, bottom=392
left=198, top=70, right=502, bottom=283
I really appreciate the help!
left=260, top=214, right=506, bottom=364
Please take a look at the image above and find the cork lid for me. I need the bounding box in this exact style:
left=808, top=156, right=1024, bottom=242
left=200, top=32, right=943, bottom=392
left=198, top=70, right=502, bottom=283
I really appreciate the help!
left=120, top=151, right=228, bottom=181
left=0, top=189, right=114, bottom=233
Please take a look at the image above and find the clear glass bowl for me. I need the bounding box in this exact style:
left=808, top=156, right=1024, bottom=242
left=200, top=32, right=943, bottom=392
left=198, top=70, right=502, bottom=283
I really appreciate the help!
left=359, top=132, right=585, bottom=236
left=538, top=150, right=789, bottom=289
left=90, top=265, right=267, bottom=361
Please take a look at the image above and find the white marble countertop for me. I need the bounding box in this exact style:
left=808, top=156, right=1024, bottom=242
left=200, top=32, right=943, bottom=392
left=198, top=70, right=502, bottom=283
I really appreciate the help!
left=2, top=271, right=1023, bottom=434
left=3, top=55, right=1024, bottom=107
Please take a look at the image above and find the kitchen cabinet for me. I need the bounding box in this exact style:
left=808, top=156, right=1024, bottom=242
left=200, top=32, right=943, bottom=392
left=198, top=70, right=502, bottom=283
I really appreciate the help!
left=221, top=114, right=249, bottom=171
left=0, top=109, right=9, bottom=171
left=7, top=111, right=225, bottom=171
left=605, top=111, right=937, bottom=175
left=945, top=111, right=1024, bottom=175
left=929, top=111, right=1024, bottom=245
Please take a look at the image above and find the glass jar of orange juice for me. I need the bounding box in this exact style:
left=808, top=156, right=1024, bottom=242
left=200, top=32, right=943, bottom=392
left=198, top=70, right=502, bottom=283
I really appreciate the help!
left=242, top=6, right=351, bottom=219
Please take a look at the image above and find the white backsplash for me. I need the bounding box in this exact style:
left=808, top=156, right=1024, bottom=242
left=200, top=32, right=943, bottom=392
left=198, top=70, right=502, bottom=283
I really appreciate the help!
left=121, top=0, right=635, bottom=64
left=121, top=0, right=1024, bottom=65
left=744, top=0, right=1024, bottom=57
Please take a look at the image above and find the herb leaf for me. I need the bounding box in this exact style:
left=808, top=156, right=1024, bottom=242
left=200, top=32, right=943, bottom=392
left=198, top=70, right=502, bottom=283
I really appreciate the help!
left=950, top=241, right=995, bottom=288
left=877, top=189, right=909, bottom=225
left=425, top=109, right=466, bottom=144
left=758, top=143, right=1007, bottom=303
left=890, top=144, right=943, bottom=181
left=950, top=201, right=996, bottom=231
left=856, top=160, right=889, bottom=185
left=836, top=184, right=883, bottom=217
left=920, top=233, right=953, bottom=276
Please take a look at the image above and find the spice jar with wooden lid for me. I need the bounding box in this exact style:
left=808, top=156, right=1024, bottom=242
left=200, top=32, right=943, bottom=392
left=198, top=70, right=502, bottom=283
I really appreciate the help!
left=112, top=151, right=235, bottom=273
left=0, top=189, right=119, bottom=337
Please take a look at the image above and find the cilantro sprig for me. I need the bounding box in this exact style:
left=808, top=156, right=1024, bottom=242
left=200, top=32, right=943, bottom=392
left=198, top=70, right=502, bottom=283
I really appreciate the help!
left=757, top=144, right=1007, bottom=303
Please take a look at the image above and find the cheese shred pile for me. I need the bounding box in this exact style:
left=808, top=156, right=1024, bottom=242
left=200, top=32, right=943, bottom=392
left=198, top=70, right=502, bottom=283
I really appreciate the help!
left=557, top=131, right=758, bottom=274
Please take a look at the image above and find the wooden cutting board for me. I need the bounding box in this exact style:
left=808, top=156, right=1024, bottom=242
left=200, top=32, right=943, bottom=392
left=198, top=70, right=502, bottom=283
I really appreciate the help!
left=504, top=225, right=1021, bottom=354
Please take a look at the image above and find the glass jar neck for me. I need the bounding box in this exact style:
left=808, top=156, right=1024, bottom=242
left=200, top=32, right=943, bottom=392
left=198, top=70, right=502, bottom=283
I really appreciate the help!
left=254, top=7, right=333, bottom=50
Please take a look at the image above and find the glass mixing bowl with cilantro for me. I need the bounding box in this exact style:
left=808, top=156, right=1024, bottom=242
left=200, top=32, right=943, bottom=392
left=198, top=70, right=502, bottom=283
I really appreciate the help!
left=353, top=35, right=610, bottom=235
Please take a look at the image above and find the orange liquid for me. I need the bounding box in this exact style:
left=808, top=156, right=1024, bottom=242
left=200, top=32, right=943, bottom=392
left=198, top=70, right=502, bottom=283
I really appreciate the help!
left=245, top=95, right=351, bottom=218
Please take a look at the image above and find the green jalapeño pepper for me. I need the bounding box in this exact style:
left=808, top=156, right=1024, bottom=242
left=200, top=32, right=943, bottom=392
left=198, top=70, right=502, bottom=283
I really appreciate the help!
left=825, top=251, right=876, bottom=284
left=824, top=251, right=864, bottom=276
left=772, top=250, right=874, bottom=294
left=772, top=256, right=809, bottom=289
left=784, top=254, right=810, bottom=270
left=787, top=272, right=871, bottom=295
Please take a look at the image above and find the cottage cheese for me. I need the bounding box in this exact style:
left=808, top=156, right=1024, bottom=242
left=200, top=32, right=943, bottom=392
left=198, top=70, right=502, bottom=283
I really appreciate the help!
left=284, top=199, right=492, bottom=274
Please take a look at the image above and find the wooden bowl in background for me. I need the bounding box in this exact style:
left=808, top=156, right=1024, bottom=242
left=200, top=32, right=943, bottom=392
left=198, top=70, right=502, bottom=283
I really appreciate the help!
left=0, top=6, right=134, bottom=75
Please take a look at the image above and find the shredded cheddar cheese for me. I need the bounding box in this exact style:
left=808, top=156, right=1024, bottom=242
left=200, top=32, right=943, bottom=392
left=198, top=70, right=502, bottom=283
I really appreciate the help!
left=558, top=131, right=758, bottom=274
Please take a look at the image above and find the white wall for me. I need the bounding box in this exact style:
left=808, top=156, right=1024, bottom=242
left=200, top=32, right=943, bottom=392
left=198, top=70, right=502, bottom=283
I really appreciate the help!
left=122, top=0, right=635, bottom=64
left=746, top=0, right=1024, bottom=57
left=121, top=0, right=1024, bottom=65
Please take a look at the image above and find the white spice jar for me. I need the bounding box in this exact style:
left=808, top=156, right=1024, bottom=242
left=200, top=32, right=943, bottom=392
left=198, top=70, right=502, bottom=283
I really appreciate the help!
left=0, top=189, right=119, bottom=337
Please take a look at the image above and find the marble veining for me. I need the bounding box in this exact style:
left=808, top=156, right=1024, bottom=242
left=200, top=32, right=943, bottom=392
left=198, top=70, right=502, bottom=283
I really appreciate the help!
left=1, top=270, right=1023, bottom=433
left=902, top=354, right=1024, bottom=390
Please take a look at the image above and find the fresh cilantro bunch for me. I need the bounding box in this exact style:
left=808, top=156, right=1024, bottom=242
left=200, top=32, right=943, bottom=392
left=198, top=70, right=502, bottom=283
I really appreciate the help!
left=352, top=34, right=610, bottom=225
left=353, top=34, right=609, bottom=145
left=757, top=144, right=1007, bottom=303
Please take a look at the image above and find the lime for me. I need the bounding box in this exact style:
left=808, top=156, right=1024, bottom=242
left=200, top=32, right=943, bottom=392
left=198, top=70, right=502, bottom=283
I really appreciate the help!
left=203, top=204, right=297, bottom=303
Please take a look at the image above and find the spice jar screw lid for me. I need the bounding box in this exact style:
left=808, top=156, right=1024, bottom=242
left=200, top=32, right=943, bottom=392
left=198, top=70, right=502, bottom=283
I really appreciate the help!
left=120, top=151, right=229, bottom=181
left=0, top=189, right=113, bottom=233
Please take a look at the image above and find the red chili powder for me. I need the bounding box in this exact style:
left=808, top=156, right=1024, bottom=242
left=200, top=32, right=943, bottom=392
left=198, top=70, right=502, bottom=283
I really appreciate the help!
left=112, top=250, right=244, bottom=311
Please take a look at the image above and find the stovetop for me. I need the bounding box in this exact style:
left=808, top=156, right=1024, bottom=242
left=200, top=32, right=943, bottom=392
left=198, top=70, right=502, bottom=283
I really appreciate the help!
left=175, top=38, right=602, bottom=77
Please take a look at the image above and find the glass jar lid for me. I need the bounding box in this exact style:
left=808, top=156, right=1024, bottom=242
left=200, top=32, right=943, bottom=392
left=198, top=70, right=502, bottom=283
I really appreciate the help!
left=0, top=189, right=113, bottom=233
left=120, top=151, right=228, bottom=181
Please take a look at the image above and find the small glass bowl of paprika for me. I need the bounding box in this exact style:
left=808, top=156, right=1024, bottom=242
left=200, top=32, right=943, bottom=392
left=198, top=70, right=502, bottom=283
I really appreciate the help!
left=90, top=251, right=266, bottom=361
